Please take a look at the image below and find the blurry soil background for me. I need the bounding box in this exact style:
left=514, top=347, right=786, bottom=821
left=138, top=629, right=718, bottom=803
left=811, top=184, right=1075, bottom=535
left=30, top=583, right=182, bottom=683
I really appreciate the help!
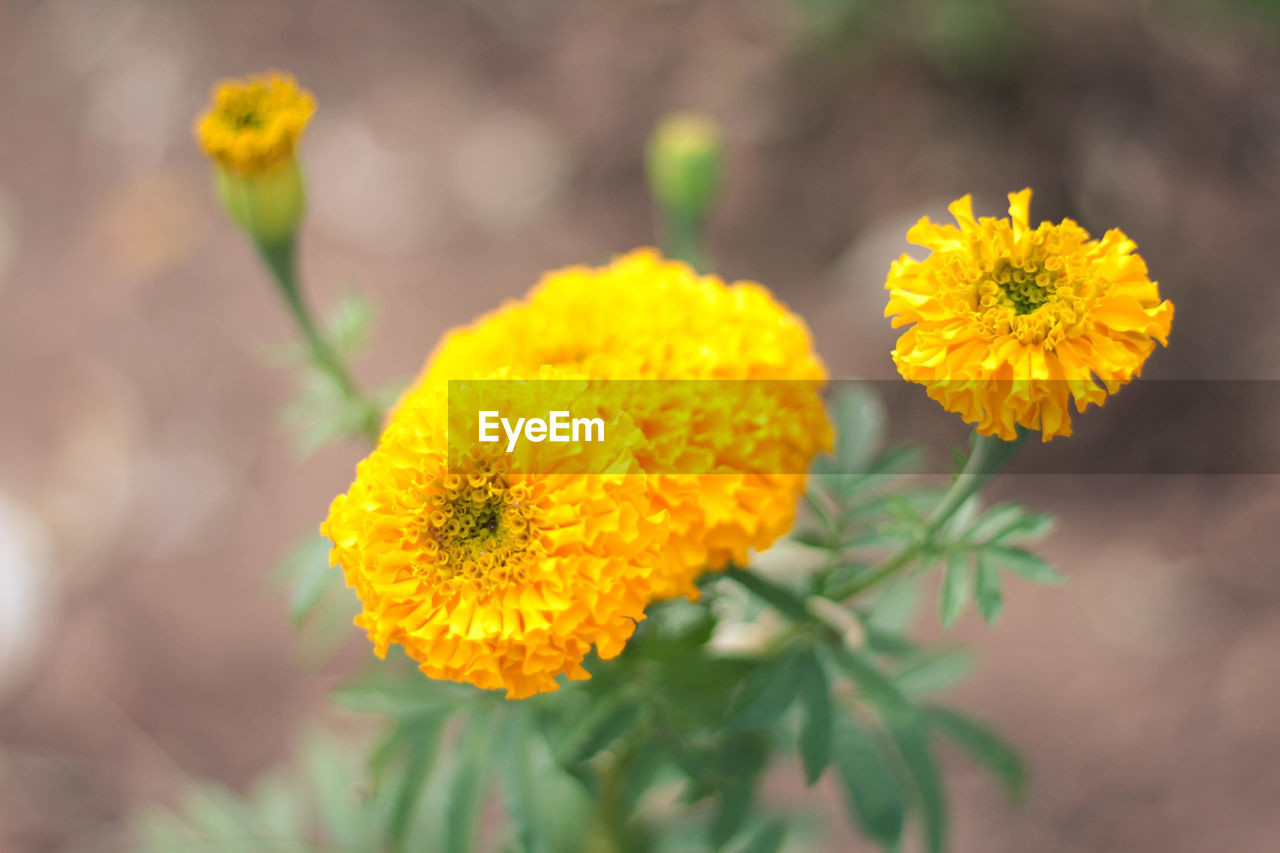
left=3, top=0, right=1280, bottom=850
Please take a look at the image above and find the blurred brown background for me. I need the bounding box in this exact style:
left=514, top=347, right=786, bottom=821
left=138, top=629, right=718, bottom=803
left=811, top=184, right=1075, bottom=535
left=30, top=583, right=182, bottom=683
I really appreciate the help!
left=2, top=0, right=1279, bottom=850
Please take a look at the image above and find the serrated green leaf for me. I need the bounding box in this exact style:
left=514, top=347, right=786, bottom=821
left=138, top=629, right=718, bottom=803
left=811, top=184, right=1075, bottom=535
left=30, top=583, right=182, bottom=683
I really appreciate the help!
left=991, top=512, right=1056, bottom=543
left=831, top=712, right=905, bottom=849
left=727, top=651, right=803, bottom=730
left=923, top=706, right=1027, bottom=802
left=797, top=650, right=833, bottom=784
left=939, top=551, right=971, bottom=628
left=942, top=494, right=981, bottom=539
left=827, top=643, right=947, bottom=850
left=984, top=545, right=1065, bottom=583
left=965, top=503, right=1025, bottom=542
left=975, top=555, right=1003, bottom=623
left=893, top=648, right=973, bottom=695
left=882, top=710, right=947, bottom=853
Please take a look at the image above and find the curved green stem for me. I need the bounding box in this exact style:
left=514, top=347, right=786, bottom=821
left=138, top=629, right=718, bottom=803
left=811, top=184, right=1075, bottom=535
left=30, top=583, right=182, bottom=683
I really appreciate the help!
left=829, top=429, right=1028, bottom=602
left=255, top=236, right=382, bottom=445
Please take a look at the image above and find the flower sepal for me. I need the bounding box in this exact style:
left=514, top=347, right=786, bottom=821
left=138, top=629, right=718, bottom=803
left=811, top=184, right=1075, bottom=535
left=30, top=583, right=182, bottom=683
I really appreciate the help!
left=214, top=158, right=307, bottom=247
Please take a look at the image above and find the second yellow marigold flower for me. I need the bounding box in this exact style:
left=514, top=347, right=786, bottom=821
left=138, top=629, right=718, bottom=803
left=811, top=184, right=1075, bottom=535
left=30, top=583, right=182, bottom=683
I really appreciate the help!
left=885, top=189, right=1174, bottom=440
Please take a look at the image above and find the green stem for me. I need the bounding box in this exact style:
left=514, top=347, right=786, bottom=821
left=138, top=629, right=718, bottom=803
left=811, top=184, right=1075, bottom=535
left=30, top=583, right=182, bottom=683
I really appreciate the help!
left=661, top=208, right=705, bottom=272
left=254, top=236, right=382, bottom=444
left=829, top=429, right=1028, bottom=602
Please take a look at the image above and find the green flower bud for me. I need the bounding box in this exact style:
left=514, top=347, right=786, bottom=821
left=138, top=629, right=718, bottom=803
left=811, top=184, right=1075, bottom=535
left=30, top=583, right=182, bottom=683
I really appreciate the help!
left=214, top=159, right=307, bottom=247
left=646, top=113, right=724, bottom=225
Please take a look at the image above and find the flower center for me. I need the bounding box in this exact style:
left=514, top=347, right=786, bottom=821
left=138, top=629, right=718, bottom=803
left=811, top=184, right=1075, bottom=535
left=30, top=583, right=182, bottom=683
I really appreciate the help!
left=990, top=260, right=1052, bottom=315
left=418, top=469, right=536, bottom=591
left=971, top=256, right=1094, bottom=348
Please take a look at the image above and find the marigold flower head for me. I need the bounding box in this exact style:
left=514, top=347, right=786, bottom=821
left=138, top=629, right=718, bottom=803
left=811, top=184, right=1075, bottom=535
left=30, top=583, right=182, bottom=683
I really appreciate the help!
left=885, top=189, right=1174, bottom=441
left=195, top=72, right=315, bottom=176
left=322, top=374, right=668, bottom=699
left=406, top=249, right=832, bottom=598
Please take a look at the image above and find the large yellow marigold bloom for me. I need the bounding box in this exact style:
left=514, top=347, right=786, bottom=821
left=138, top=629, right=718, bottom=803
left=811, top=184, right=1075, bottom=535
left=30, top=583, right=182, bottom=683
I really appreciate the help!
left=406, top=249, right=832, bottom=598
left=321, top=376, right=667, bottom=699
left=885, top=190, right=1173, bottom=440
left=195, top=72, right=316, bottom=175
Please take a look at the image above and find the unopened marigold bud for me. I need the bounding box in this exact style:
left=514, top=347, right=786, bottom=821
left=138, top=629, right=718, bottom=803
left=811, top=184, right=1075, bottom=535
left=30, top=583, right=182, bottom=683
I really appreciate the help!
left=645, top=112, right=724, bottom=225
left=195, top=71, right=315, bottom=245
left=214, top=159, right=306, bottom=246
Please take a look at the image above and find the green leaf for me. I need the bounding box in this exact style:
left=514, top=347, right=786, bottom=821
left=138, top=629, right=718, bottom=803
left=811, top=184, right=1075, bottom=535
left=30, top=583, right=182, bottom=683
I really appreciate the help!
left=966, top=503, right=1024, bottom=542
left=790, top=527, right=838, bottom=550
left=867, top=574, right=920, bottom=633
left=861, top=623, right=918, bottom=657
left=941, top=494, right=981, bottom=540
left=499, top=709, right=547, bottom=853
left=923, top=706, right=1027, bottom=802
left=301, top=732, right=366, bottom=846
left=831, top=712, right=905, bottom=849
left=710, top=733, right=769, bottom=848
left=828, top=647, right=947, bottom=852
left=828, top=384, right=886, bottom=474
left=894, top=648, right=973, bottom=695
left=443, top=711, right=495, bottom=853
left=991, top=512, right=1056, bottom=543
left=390, top=717, right=447, bottom=851
left=728, top=568, right=812, bottom=624
left=737, top=819, right=788, bottom=853
left=939, top=551, right=971, bottom=628
left=803, top=488, right=840, bottom=533
left=727, top=651, right=803, bottom=730
left=276, top=534, right=337, bottom=626
left=883, top=710, right=948, bottom=853
left=325, top=291, right=374, bottom=359
left=863, top=444, right=923, bottom=478
left=975, top=555, right=1003, bottom=623
left=797, top=650, right=833, bottom=784
left=555, top=687, right=643, bottom=768
left=828, top=646, right=912, bottom=715
left=332, top=676, right=473, bottom=718
left=984, top=545, right=1066, bottom=584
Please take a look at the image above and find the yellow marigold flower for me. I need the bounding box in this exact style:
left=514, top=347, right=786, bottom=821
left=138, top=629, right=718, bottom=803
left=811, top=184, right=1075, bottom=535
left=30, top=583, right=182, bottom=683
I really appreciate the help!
left=195, top=71, right=315, bottom=175
left=321, top=375, right=667, bottom=699
left=406, top=249, right=832, bottom=598
left=885, top=189, right=1174, bottom=441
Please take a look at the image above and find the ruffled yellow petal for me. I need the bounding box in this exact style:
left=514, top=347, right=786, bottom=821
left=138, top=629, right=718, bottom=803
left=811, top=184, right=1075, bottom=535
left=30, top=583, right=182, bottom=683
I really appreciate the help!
left=886, top=189, right=1173, bottom=441
left=195, top=71, right=315, bottom=175
left=322, top=379, right=666, bottom=699
left=401, top=249, right=832, bottom=599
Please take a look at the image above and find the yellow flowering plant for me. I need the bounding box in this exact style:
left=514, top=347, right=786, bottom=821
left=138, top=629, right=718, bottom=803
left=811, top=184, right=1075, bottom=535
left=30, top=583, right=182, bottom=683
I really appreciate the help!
left=136, top=74, right=1172, bottom=853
